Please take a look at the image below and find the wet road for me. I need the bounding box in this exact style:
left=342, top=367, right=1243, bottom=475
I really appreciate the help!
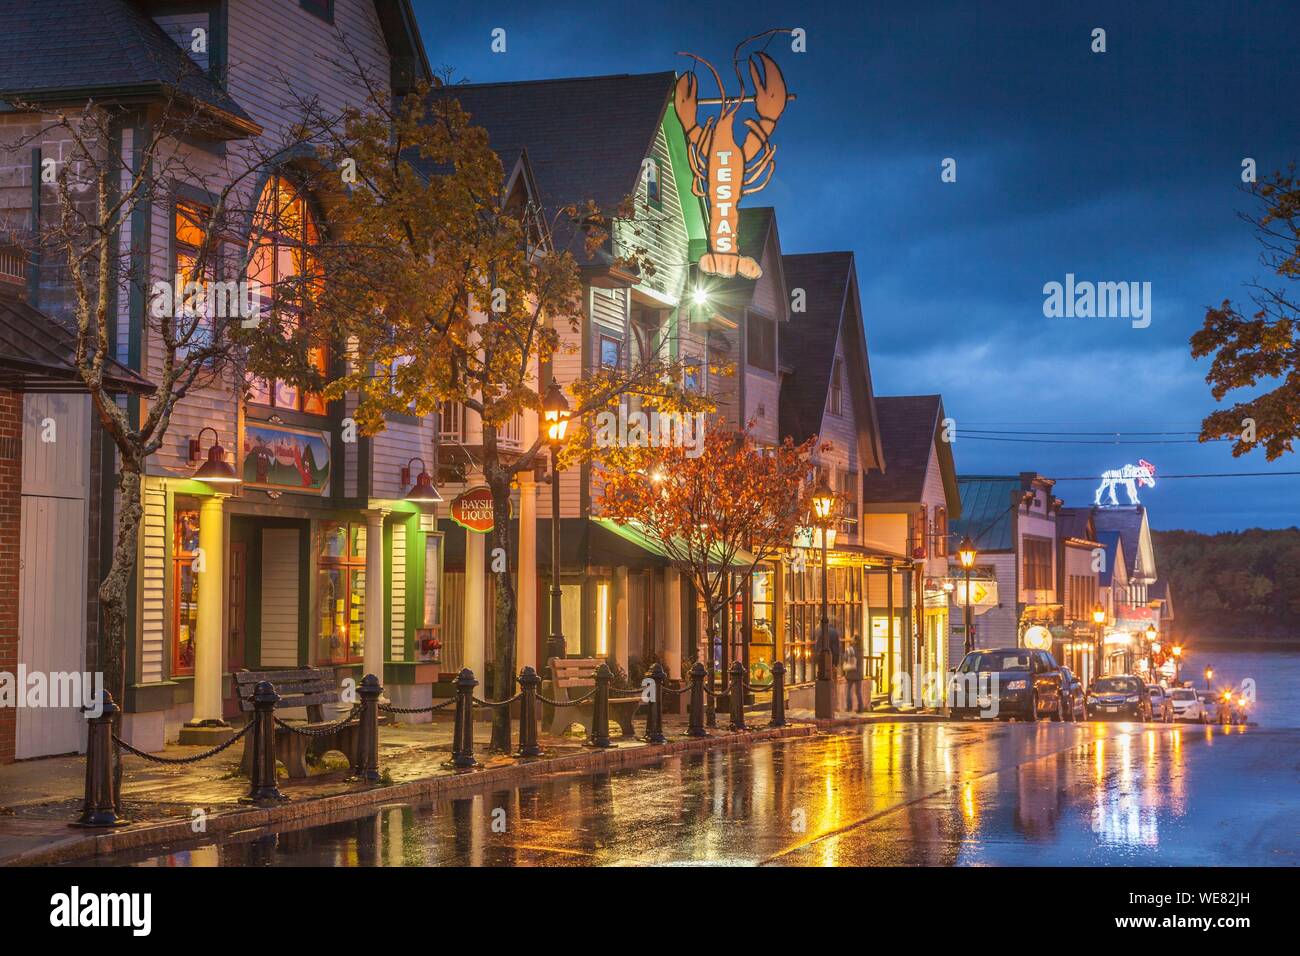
left=114, top=719, right=1298, bottom=867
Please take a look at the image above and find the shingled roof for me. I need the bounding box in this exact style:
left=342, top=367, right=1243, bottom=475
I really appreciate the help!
left=1092, top=506, right=1151, bottom=578
left=778, top=252, right=882, bottom=469
left=433, top=72, right=675, bottom=223
left=861, top=394, right=961, bottom=511
left=0, top=0, right=258, bottom=136
left=0, top=287, right=154, bottom=394
left=1057, top=506, right=1098, bottom=543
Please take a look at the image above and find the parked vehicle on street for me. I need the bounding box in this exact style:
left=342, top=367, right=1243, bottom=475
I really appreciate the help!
left=1168, top=687, right=1206, bottom=723
left=1086, top=675, right=1152, bottom=721
left=952, top=648, right=1064, bottom=721
left=1146, top=684, right=1173, bottom=722
left=1197, top=690, right=1221, bottom=723
left=1059, top=666, right=1085, bottom=721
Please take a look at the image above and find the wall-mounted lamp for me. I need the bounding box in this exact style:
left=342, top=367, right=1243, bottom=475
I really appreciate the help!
left=401, top=457, right=442, bottom=503
left=188, top=427, right=240, bottom=484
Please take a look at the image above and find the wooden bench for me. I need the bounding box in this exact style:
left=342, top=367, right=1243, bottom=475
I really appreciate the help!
left=235, top=667, right=363, bottom=779
left=544, top=658, right=642, bottom=738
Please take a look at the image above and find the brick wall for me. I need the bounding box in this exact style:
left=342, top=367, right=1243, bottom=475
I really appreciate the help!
left=0, top=388, right=21, bottom=763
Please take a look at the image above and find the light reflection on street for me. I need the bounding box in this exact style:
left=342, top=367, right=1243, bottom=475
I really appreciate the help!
left=106, top=720, right=1294, bottom=868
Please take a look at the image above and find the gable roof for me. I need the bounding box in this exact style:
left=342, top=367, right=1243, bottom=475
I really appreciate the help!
left=711, top=207, right=786, bottom=312
left=950, top=475, right=1023, bottom=551
left=1057, top=506, right=1098, bottom=543
left=0, top=0, right=258, bottom=136
left=1092, top=505, right=1155, bottom=580
left=433, top=72, right=676, bottom=228
left=777, top=252, right=882, bottom=469
left=0, top=287, right=154, bottom=394
left=1095, top=530, right=1124, bottom=586
left=861, top=394, right=961, bottom=516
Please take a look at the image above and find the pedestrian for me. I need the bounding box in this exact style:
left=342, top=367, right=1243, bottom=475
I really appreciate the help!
left=815, top=618, right=841, bottom=677
left=843, top=629, right=866, bottom=712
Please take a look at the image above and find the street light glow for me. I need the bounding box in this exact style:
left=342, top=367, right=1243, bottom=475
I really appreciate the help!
left=957, top=535, right=977, bottom=569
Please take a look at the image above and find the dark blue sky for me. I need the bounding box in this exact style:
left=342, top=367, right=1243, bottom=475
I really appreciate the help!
left=411, top=0, right=1300, bottom=532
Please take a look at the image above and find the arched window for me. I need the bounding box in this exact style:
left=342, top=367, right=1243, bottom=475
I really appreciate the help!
left=246, top=174, right=327, bottom=415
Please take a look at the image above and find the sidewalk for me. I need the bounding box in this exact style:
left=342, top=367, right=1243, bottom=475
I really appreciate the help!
left=0, top=705, right=944, bottom=866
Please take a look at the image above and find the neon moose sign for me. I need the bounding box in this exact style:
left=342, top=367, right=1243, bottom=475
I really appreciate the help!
left=674, top=31, right=792, bottom=280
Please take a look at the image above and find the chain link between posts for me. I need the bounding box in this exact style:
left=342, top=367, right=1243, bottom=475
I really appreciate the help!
left=380, top=698, right=457, bottom=715
left=111, top=721, right=253, bottom=764
left=273, top=704, right=362, bottom=737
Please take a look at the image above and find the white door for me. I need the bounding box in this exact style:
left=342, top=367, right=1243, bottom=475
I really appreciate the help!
left=260, top=528, right=300, bottom=667
left=16, top=394, right=91, bottom=759
left=16, top=494, right=89, bottom=758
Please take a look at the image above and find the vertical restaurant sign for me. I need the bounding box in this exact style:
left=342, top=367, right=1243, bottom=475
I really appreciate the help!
left=675, top=32, right=792, bottom=280
left=241, top=421, right=330, bottom=494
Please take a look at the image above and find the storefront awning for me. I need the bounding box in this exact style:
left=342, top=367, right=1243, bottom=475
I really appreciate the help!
left=592, top=517, right=760, bottom=570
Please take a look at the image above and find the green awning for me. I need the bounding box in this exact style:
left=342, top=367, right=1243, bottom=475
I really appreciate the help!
left=593, top=517, right=761, bottom=569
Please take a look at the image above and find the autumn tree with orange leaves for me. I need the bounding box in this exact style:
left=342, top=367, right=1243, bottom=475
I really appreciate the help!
left=598, top=423, right=815, bottom=681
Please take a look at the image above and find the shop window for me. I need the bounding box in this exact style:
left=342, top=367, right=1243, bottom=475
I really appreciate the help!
left=599, top=334, right=622, bottom=370
left=318, top=522, right=366, bottom=664
left=246, top=174, right=328, bottom=415
left=173, top=199, right=218, bottom=359
left=1022, top=535, right=1053, bottom=590
left=172, top=506, right=201, bottom=676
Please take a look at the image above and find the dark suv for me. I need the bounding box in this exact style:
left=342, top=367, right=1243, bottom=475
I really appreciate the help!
left=951, top=647, right=1064, bottom=721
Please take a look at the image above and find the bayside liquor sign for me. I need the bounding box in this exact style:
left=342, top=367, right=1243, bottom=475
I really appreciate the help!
left=451, top=486, right=511, bottom=533
left=675, top=32, right=792, bottom=280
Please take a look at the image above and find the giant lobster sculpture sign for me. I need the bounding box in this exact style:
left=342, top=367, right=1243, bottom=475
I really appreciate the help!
left=675, top=32, right=792, bottom=280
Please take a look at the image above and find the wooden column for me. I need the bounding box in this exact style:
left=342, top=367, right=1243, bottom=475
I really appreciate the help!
left=516, top=475, right=537, bottom=673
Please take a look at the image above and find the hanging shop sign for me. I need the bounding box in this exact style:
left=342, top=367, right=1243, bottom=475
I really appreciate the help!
left=1023, top=625, right=1053, bottom=650
left=451, top=485, right=510, bottom=533
left=1094, top=459, right=1156, bottom=506
left=675, top=33, right=792, bottom=280
left=240, top=421, right=331, bottom=494
left=951, top=577, right=998, bottom=608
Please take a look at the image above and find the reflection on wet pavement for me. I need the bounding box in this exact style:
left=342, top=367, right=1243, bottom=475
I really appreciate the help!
left=115, top=721, right=1297, bottom=867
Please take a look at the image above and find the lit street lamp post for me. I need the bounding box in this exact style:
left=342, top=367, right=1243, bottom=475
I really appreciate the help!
left=543, top=381, right=570, bottom=672
left=1091, top=603, right=1106, bottom=687
left=958, top=536, right=977, bottom=656
left=812, top=474, right=835, bottom=719
left=1204, top=665, right=1214, bottom=690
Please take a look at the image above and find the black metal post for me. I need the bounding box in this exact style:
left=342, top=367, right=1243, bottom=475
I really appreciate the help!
left=964, top=565, right=973, bottom=656
left=687, top=661, right=708, bottom=738
left=643, top=663, right=667, bottom=744
left=351, top=673, right=382, bottom=782
left=546, top=455, right=565, bottom=669
left=770, top=661, right=787, bottom=727
left=244, top=680, right=287, bottom=803
left=588, top=663, right=614, bottom=748
left=729, top=660, right=748, bottom=731
left=517, top=666, right=542, bottom=758
left=451, top=668, right=478, bottom=769
left=73, top=692, right=129, bottom=827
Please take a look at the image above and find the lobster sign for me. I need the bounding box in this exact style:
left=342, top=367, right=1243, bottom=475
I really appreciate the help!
left=675, top=34, right=792, bottom=280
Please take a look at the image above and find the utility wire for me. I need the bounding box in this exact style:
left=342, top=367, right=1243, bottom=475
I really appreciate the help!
left=960, top=435, right=1228, bottom=445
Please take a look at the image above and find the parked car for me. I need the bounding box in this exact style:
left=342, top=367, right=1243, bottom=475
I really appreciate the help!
left=1197, top=690, right=1222, bottom=723
left=1146, top=684, right=1173, bottom=722
left=951, top=648, right=1064, bottom=721
left=1168, top=687, right=1206, bottom=723
left=1085, top=675, right=1152, bottom=721
left=1059, top=666, right=1085, bottom=721
left=1219, top=691, right=1248, bottom=725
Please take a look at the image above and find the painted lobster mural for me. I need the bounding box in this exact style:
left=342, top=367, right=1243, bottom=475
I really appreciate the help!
left=675, top=32, right=791, bottom=279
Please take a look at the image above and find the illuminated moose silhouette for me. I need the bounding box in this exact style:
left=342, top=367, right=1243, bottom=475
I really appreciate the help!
left=1094, top=459, right=1157, bottom=506
left=675, top=32, right=791, bottom=279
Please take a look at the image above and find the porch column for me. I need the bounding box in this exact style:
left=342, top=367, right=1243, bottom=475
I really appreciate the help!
left=184, top=493, right=229, bottom=738
left=612, top=565, right=630, bottom=675
left=364, top=510, right=389, bottom=682
left=463, top=522, right=486, bottom=679
left=885, top=562, right=897, bottom=708
left=663, top=567, right=683, bottom=680
left=516, top=474, right=538, bottom=673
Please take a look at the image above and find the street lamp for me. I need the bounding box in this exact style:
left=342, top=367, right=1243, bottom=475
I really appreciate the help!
left=958, top=535, right=977, bottom=656
left=543, top=380, right=570, bottom=668
left=1171, top=643, right=1182, bottom=683
left=1204, top=665, right=1214, bottom=690
left=400, top=457, right=442, bottom=503
left=811, top=473, right=835, bottom=719
left=188, top=427, right=240, bottom=485
left=1091, top=603, right=1106, bottom=687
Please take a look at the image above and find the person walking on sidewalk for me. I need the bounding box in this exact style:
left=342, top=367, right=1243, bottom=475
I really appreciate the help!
left=842, top=629, right=866, bottom=712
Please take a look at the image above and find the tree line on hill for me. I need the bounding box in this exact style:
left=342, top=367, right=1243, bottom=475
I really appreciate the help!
left=1153, top=528, right=1300, bottom=642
